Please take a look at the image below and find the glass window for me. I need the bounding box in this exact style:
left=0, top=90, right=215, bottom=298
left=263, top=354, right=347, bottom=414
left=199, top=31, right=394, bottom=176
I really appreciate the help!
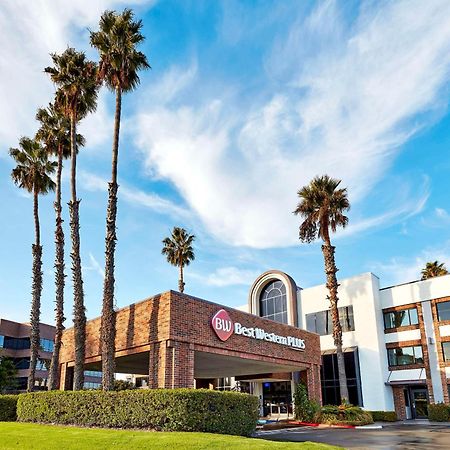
left=0, top=335, right=4, bottom=348
left=3, top=336, right=30, bottom=350
left=383, top=308, right=419, bottom=330
left=259, top=280, right=288, bottom=324
left=40, top=339, right=54, bottom=353
left=83, top=382, right=101, bottom=390
left=442, top=342, right=450, bottom=362
left=305, top=306, right=355, bottom=336
left=437, top=301, right=450, bottom=322
left=84, top=370, right=102, bottom=378
left=388, top=345, right=424, bottom=366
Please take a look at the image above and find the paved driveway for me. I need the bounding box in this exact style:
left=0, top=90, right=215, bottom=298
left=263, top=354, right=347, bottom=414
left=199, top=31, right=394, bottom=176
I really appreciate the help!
left=256, top=422, right=450, bottom=449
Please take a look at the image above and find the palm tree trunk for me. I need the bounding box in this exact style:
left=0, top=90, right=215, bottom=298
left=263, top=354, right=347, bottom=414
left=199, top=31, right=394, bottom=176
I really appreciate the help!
left=101, top=87, right=121, bottom=391
left=322, top=242, right=349, bottom=403
left=178, top=264, right=184, bottom=293
left=48, top=145, right=66, bottom=390
left=28, top=191, right=42, bottom=392
left=69, top=112, right=86, bottom=391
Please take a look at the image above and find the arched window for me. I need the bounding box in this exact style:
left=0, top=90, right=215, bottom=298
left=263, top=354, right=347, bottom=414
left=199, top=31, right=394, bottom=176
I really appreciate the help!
left=259, top=280, right=288, bottom=324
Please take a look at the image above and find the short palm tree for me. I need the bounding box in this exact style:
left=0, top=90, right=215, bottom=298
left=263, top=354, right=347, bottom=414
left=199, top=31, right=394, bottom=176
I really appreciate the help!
left=35, top=103, right=85, bottom=390
left=45, top=49, right=98, bottom=390
left=421, top=261, right=449, bottom=280
left=162, top=227, right=195, bottom=293
left=9, top=137, right=56, bottom=392
left=90, top=8, right=150, bottom=391
left=294, top=175, right=350, bottom=403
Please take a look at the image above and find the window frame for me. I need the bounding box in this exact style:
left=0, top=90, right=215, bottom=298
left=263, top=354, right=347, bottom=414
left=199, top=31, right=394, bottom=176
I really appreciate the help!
left=387, top=345, right=424, bottom=368
left=383, top=307, right=419, bottom=332
left=437, top=301, right=450, bottom=323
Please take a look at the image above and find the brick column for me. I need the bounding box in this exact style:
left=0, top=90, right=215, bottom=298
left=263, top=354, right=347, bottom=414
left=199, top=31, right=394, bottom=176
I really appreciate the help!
left=148, top=342, right=162, bottom=389
left=392, top=386, right=406, bottom=420
left=59, top=363, right=73, bottom=391
left=166, top=340, right=194, bottom=388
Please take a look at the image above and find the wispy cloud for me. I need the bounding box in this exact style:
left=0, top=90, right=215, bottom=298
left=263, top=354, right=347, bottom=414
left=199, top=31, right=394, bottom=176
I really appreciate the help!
left=83, top=252, right=105, bottom=279
left=78, top=170, right=189, bottom=219
left=134, top=0, right=450, bottom=248
left=191, top=266, right=260, bottom=287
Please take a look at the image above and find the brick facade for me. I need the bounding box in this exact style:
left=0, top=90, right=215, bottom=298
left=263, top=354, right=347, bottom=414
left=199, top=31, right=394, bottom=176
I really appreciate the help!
left=59, top=291, right=322, bottom=401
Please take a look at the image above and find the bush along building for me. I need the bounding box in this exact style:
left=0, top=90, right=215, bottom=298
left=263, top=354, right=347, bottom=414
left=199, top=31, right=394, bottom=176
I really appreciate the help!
left=0, top=318, right=101, bottom=391
left=245, top=270, right=450, bottom=420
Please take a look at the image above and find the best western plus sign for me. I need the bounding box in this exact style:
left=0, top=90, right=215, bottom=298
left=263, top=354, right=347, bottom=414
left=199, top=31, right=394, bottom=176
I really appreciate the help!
left=211, top=308, right=305, bottom=350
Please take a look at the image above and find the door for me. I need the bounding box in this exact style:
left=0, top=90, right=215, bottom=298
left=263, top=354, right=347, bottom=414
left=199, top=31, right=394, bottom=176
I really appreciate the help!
left=411, top=388, right=428, bottom=419
left=404, top=389, right=412, bottom=420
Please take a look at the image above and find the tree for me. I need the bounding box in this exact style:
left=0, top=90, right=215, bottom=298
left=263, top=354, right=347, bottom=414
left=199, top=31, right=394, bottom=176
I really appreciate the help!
left=9, top=138, right=56, bottom=392
left=45, top=49, right=98, bottom=390
left=35, top=103, right=85, bottom=390
left=162, top=227, right=195, bottom=293
left=421, top=261, right=449, bottom=280
left=294, top=175, right=350, bottom=403
left=90, top=8, right=150, bottom=391
left=0, top=356, right=17, bottom=393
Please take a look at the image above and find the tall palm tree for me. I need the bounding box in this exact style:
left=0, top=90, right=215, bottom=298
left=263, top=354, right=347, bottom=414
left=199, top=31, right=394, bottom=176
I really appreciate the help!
left=9, top=138, right=56, bottom=392
left=162, top=227, right=195, bottom=293
left=294, top=175, right=350, bottom=403
left=90, top=8, right=150, bottom=391
left=35, top=103, right=85, bottom=390
left=45, top=49, right=98, bottom=390
left=421, top=261, right=449, bottom=280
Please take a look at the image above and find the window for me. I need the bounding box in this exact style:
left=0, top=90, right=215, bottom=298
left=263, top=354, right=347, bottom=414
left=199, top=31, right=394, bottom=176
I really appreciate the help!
left=84, top=370, right=102, bottom=378
left=83, top=382, right=101, bottom=390
left=40, top=338, right=54, bottom=352
left=387, top=346, right=424, bottom=366
left=2, top=336, right=30, bottom=350
left=306, top=306, right=355, bottom=336
left=383, top=308, right=419, bottom=330
left=0, top=335, right=4, bottom=348
left=321, top=350, right=362, bottom=406
left=216, top=377, right=233, bottom=391
left=259, top=280, right=288, bottom=324
left=442, top=342, right=450, bottom=362
left=437, top=301, right=450, bottom=322
left=36, top=359, right=50, bottom=371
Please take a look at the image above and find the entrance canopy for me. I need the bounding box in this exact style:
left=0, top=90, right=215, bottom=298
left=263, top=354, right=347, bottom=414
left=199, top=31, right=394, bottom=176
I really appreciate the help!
left=59, top=291, right=321, bottom=400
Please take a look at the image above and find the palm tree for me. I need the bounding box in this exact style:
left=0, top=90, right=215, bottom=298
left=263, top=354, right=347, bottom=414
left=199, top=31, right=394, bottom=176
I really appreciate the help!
left=35, top=103, right=85, bottom=390
left=421, top=261, right=449, bottom=280
left=162, top=227, right=195, bottom=293
left=294, top=175, right=350, bottom=403
left=45, top=49, right=98, bottom=390
left=90, top=9, right=150, bottom=391
left=9, top=138, right=56, bottom=392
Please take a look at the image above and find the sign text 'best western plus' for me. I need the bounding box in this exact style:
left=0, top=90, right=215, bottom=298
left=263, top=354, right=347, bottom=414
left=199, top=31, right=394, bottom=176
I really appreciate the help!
left=211, top=309, right=305, bottom=350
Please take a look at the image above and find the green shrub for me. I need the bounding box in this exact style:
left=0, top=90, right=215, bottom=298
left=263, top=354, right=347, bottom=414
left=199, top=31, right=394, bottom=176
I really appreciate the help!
left=0, top=394, right=18, bottom=421
left=318, top=403, right=373, bottom=426
left=293, top=382, right=320, bottom=422
left=428, top=403, right=450, bottom=422
left=369, top=411, right=397, bottom=422
left=17, top=389, right=259, bottom=436
left=113, top=380, right=135, bottom=391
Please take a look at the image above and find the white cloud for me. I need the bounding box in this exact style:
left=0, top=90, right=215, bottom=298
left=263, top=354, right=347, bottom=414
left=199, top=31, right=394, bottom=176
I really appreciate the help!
left=78, top=170, right=189, bottom=218
left=191, top=266, right=260, bottom=287
left=370, top=242, right=450, bottom=286
left=0, top=0, right=153, bottom=155
left=134, top=1, right=450, bottom=248
left=84, top=252, right=105, bottom=279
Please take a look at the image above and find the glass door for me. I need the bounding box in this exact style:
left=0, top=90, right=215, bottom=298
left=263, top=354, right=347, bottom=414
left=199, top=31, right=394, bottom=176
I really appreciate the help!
left=411, top=388, right=428, bottom=419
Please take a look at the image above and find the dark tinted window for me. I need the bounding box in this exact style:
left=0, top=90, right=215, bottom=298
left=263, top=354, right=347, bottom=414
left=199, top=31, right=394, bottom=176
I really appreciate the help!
left=306, top=306, right=355, bottom=336
left=437, top=301, right=450, bottom=322
left=387, top=346, right=423, bottom=366
left=3, top=336, right=30, bottom=350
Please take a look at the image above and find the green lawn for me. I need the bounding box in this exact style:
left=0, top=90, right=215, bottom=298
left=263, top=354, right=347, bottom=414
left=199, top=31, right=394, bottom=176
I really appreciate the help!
left=0, top=422, right=340, bottom=449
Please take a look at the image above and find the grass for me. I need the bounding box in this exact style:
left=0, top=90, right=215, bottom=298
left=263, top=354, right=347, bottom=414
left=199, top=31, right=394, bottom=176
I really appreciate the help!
left=0, top=422, right=340, bottom=449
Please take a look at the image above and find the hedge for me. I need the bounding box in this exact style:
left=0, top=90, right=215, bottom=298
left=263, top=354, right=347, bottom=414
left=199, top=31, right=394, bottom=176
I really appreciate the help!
left=319, top=404, right=373, bottom=426
left=0, top=395, right=18, bottom=421
left=17, top=389, right=259, bottom=436
left=428, top=403, right=450, bottom=422
left=368, top=411, right=397, bottom=422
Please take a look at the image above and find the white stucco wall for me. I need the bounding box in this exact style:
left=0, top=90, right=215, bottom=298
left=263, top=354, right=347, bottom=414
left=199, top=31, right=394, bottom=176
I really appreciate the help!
left=299, top=272, right=393, bottom=411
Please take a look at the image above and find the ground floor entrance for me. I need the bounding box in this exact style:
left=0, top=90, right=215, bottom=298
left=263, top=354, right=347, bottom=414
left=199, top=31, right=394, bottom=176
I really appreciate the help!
left=262, top=381, right=293, bottom=419
left=392, top=384, right=429, bottom=420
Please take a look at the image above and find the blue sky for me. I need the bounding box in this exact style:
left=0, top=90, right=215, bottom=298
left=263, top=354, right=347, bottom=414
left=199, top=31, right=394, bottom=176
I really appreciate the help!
left=1, top=0, right=450, bottom=325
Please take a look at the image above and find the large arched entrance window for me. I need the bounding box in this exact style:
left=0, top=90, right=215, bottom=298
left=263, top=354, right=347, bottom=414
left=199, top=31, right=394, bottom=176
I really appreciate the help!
left=259, top=280, right=288, bottom=324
